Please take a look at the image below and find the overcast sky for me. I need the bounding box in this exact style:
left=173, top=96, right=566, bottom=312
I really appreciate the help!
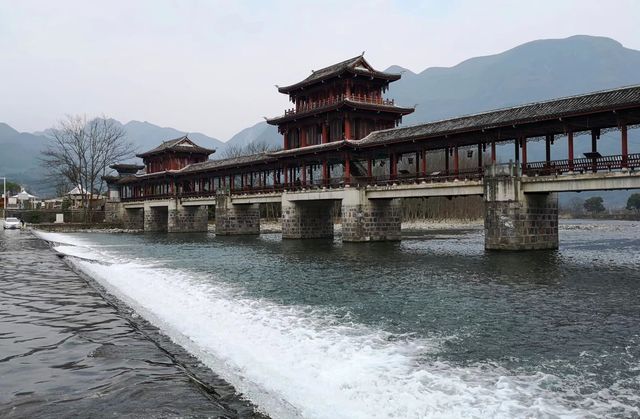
left=1, top=0, right=639, bottom=140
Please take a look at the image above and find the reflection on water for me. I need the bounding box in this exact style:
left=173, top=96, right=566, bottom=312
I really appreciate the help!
left=36, top=220, right=640, bottom=418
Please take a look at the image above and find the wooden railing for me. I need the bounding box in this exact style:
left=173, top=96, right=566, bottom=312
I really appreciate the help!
left=283, top=94, right=395, bottom=116
left=524, top=153, right=640, bottom=176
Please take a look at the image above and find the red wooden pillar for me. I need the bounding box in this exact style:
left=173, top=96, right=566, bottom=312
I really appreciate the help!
left=284, top=164, right=289, bottom=186
left=229, top=175, right=234, bottom=193
left=568, top=131, right=574, bottom=172
left=514, top=139, right=520, bottom=163
left=344, top=117, right=351, bottom=140
left=521, top=137, right=528, bottom=172
left=453, top=146, right=459, bottom=176
left=241, top=173, right=245, bottom=190
left=301, top=163, right=307, bottom=186
left=322, top=160, right=329, bottom=186
left=301, top=127, right=307, bottom=147
left=390, top=152, right=397, bottom=179
left=415, top=151, right=420, bottom=179
left=545, top=135, right=552, bottom=166
left=284, top=132, right=289, bottom=150
left=367, top=158, right=373, bottom=179
left=621, top=124, right=628, bottom=168
left=273, top=169, right=278, bottom=189
left=322, top=124, right=329, bottom=144
left=491, top=141, right=496, bottom=163
left=344, top=154, right=351, bottom=184
left=421, top=149, right=427, bottom=177
left=445, top=147, right=450, bottom=175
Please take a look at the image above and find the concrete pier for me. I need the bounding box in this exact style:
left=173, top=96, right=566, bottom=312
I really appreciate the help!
left=484, top=169, right=558, bottom=250
left=122, top=207, right=144, bottom=230
left=168, top=205, right=208, bottom=233
left=215, top=195, right=260, bottom=235
left=281, top=193, right=334, bottom=239
left=144, top=204, right=168, bottom=232
left=341, top=188, right=401, bottom=242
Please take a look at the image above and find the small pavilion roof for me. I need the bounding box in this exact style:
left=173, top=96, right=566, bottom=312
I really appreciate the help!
left=356, top=84, right=640, bottom=147
left=277, top=55, right=401, bottom=94
left=136, top=136, right=215, bottom=158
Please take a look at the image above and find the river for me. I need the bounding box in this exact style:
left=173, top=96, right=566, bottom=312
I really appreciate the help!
left=34, top=220, right=640, bottom=418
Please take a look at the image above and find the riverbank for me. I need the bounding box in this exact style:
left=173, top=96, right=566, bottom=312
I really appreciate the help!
left=0, top=229, right=266, bottom=418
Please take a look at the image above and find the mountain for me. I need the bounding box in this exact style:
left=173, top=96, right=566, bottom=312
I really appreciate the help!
left=0, top=125, right=49, bottom=195
left=119, top=120, right=225, bottom=155
left=222, top=121, right=281, bottom=152
left=387, top=35, right=640, bottom=125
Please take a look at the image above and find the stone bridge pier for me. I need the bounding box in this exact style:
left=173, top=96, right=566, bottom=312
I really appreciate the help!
left=281, top=194, right=335, bottom=239
left=484, top=169, right=558, bottom=250
left=122, top=207, right=144, bottom=230
left=215, top=195, right=260, bottom=235
left=168, top=204, right=208, bottom=233
left=144, top=203, right=169, bottom=232
left=341, top=188, right=401, bottom=242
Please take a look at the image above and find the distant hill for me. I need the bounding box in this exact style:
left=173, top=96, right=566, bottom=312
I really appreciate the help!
left=222, top=121, right=282, bottom=153
left=388, top=35, right=640, bottom=124
left=119, top=120, right=225, bottom=156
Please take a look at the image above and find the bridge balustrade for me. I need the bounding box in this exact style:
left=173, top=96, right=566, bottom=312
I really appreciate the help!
left=118, top=153, right=639, bottom=201
left=524, top=153, right=640, bottom=176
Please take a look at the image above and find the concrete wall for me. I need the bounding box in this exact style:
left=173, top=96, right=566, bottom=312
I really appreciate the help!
left=122, top=207, right=144, bottom=230
left=341, top=188, right=401, bottom=242
left=215, top=195, right=260, bottom=235
left=281, top=193, right=334, bottom=239
left=168, top=205, right=208, bottom=233
left=484, top=175, right=558, bottom=250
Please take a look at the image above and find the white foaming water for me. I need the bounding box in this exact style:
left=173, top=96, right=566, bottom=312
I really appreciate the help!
left=34, top=230, right=636, bottom=418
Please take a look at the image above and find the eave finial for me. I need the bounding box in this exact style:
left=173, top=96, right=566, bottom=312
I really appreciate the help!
left=361, top=50, right=365, bottom=56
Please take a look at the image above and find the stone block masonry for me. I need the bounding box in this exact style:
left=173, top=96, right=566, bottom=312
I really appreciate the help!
left=215, top=195, right=260, bottom=235
left=281, top=195, right=334, bottom=239
left=168, top=205, right=208, bottom=233
left=144, top=205, right=168, bottom=232
left=122, top=208, right=144, bottom=230
left=341, top=188, right=401, bottom=242
left=484, top=173, right=558, bottom=250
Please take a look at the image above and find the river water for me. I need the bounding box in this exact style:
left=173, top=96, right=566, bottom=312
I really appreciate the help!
left=35, top=220, right=640, bottom=418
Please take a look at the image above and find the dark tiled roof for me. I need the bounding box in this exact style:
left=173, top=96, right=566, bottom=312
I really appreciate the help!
left=181, top=153, right=275, bottom=173
left=110, top=164, right=144, bottom=170
left=266, top=98, right=414, bottom=125
left=268, top=141, right=353, bottom=157
left=278, top=55, right=401, bottom=94
left=357, top=85, right=640, bottom=146
left=136, top=135, right=215, bottom=158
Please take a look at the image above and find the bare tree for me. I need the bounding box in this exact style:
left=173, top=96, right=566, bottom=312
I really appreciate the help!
left=41, top=115, right=134, bottom=221
left=220, top=141, right=281, bottom=159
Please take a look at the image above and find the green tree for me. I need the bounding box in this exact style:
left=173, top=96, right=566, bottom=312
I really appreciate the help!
left=626, top=193, right=640, bottom=213
left=584, top=196, right=605, bottom=214
left=4, top=181, right=21, bottom=195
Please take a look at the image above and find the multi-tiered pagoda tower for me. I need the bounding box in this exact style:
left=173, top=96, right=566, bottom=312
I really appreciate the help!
left=267, top=54, right=413, bottom=149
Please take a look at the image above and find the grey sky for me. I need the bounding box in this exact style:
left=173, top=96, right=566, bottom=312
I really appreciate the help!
left=1, top=0, right=639, bottom=140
